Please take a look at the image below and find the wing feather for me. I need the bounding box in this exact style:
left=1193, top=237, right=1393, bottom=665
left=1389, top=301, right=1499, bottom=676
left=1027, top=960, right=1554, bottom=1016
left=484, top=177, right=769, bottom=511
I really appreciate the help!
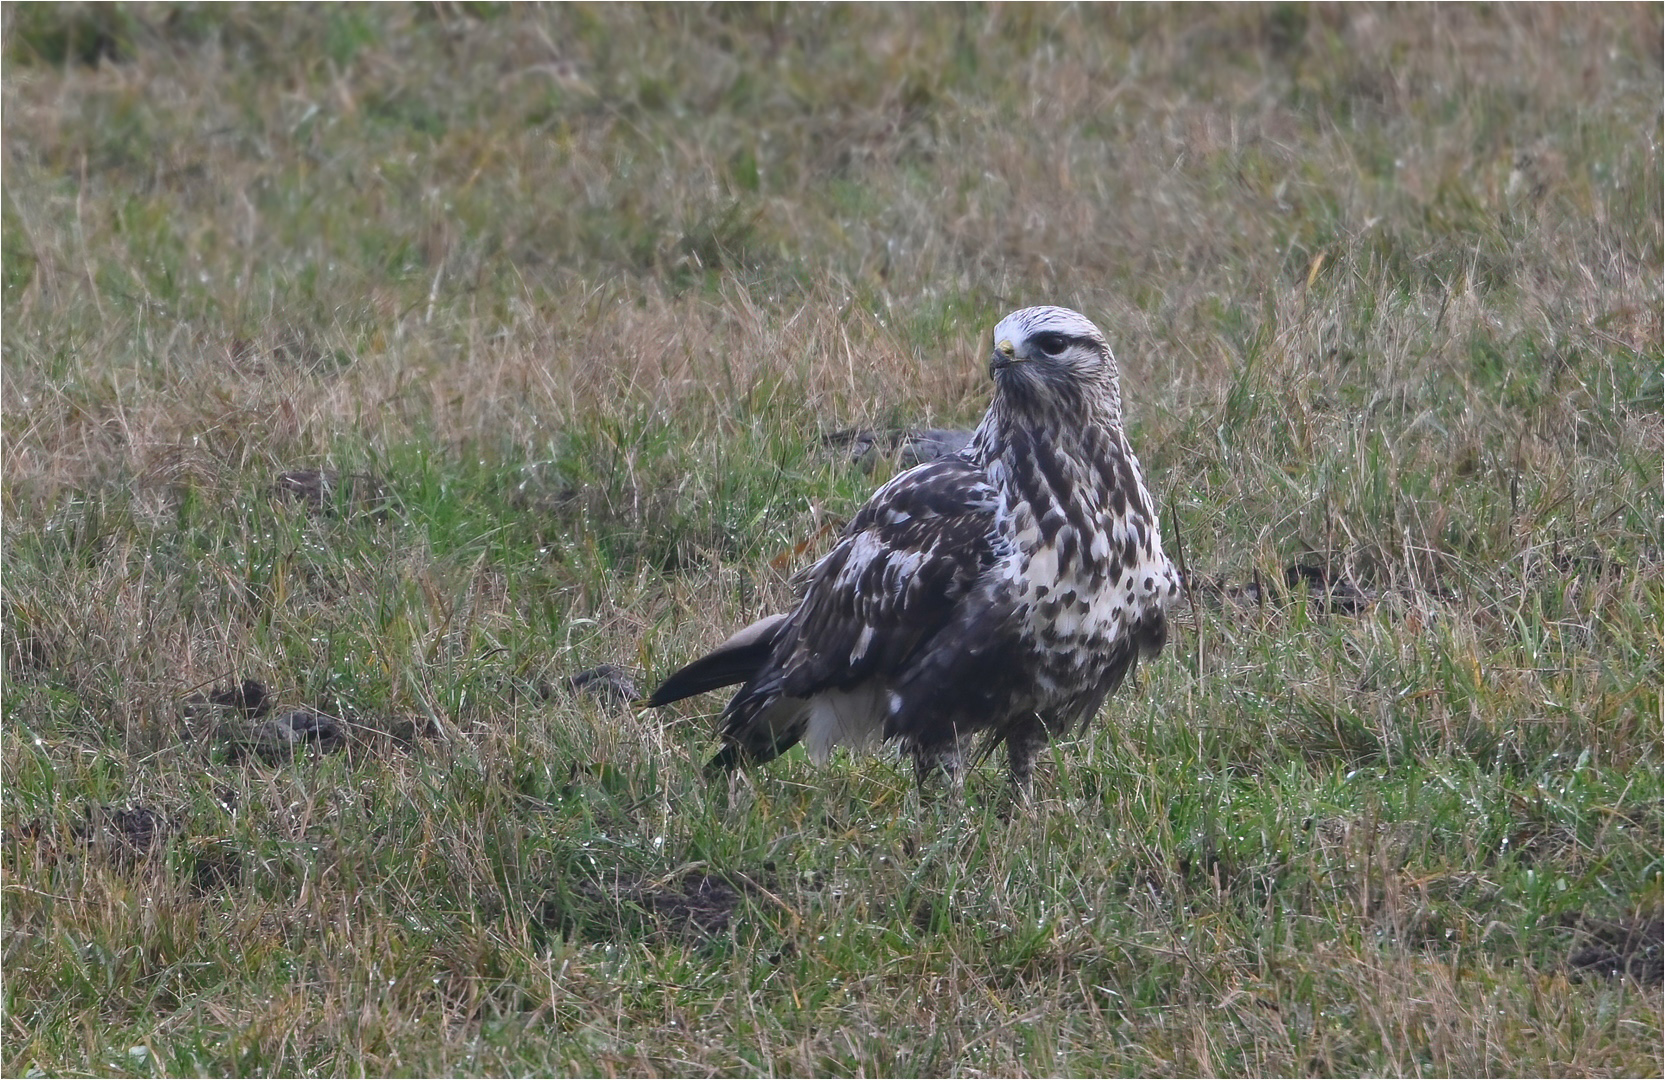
left=775, top=455, right=999, bottom=694
left=717, top=455, right=1000, bottom=761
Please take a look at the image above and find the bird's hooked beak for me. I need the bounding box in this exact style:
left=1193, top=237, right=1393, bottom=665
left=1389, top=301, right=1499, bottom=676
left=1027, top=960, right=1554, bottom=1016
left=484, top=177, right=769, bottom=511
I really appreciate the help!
left=989, top=338, right=1022, bottom=378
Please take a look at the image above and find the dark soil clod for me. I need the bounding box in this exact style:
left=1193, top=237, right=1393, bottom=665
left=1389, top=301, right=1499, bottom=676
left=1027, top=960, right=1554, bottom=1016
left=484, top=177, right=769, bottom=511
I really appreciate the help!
left=185, top=678, right=272, bottom=731
left=1191, top=560, right=1382, bottom=616
left=60, top=805, right=172, bottom=861
left=1568, top=913, right=1664, bottom=984
left=10, top=805, right=168, bottom=866
left=562, top=665, right=643, bottom=707
left=894, top=428, right=976, bottom=468
left=209, top=678, right=270, bottom=718
left=825, top=428, right=976, bottom=472
left=248, top=708, right=347, bottom=763
left=273, top=468, right=391, bottom=519
left=13, top=805, right=175, bottom=867
left=1284, top=562, right=1374, bottom=614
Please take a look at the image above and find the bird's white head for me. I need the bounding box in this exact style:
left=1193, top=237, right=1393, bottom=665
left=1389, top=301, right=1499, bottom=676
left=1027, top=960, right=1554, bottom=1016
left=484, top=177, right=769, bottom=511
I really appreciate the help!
left=988, top=305, right=1120, bottom=416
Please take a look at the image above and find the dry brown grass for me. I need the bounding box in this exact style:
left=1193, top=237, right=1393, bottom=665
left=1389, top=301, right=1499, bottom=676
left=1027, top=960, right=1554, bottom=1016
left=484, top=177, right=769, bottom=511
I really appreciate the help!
left=3, top=4, right=1660, bottom=1076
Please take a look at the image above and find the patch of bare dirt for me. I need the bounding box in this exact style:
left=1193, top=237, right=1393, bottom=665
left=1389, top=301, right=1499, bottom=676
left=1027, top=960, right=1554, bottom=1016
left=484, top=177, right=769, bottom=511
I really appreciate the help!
left=539, top=870, right=757, bottom=943
left=187, top=838, right=243, bottom=892
left=627, top=872, right=745, bottom=937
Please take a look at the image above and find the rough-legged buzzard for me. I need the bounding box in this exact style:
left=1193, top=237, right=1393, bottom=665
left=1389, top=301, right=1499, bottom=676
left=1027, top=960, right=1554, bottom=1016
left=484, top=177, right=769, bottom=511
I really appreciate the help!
left=648, top=306, right=1180, bottom=793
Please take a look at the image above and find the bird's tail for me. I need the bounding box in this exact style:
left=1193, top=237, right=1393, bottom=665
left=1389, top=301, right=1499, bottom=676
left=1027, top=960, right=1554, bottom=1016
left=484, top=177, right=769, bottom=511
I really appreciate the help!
left=645, top=613, right=788, bottom=707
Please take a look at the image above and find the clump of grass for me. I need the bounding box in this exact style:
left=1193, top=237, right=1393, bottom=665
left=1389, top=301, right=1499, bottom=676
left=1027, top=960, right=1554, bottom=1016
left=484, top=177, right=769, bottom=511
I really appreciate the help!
left=4, top=5, right=1660, bottom=1076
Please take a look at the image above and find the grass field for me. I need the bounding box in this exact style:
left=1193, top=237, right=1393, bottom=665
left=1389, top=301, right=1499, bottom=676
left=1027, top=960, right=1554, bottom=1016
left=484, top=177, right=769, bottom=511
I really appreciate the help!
left=3, top=4, right=1661, bottom=1075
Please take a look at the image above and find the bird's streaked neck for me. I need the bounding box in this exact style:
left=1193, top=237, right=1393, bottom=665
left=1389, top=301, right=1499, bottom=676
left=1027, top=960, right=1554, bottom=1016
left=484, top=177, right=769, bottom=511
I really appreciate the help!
left=970, top=368, right=1123, bottom=464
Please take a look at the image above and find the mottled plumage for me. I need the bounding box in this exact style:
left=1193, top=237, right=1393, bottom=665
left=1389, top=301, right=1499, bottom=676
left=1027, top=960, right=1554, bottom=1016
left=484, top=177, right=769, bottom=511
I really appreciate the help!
left=648, top=306, right=1180, bottom=793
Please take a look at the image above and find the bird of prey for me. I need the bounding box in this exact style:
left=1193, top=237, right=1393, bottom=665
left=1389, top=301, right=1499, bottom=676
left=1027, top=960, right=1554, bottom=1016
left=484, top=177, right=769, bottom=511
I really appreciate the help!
left=648, top=306, right=1180, bottom=794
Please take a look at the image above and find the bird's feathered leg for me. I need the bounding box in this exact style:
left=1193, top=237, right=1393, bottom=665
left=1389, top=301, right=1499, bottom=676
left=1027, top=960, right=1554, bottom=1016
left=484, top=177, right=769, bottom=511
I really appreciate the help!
left=1004, top=714, right=1048, bottom=803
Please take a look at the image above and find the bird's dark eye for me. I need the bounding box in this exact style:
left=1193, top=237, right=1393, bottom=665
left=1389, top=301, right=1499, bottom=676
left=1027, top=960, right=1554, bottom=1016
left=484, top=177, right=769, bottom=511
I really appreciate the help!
left=1032, top=333, right=1070, bottom=356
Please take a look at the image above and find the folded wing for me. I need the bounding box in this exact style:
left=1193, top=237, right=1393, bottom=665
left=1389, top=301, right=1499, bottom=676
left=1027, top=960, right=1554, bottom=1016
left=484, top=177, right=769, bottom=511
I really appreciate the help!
left=657, top=455, right=1003, bottom=767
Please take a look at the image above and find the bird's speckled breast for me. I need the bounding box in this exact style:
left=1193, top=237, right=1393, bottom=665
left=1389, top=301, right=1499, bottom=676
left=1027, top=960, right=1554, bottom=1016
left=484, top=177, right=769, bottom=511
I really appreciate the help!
left=984, top=419, right=1179, bottom=713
